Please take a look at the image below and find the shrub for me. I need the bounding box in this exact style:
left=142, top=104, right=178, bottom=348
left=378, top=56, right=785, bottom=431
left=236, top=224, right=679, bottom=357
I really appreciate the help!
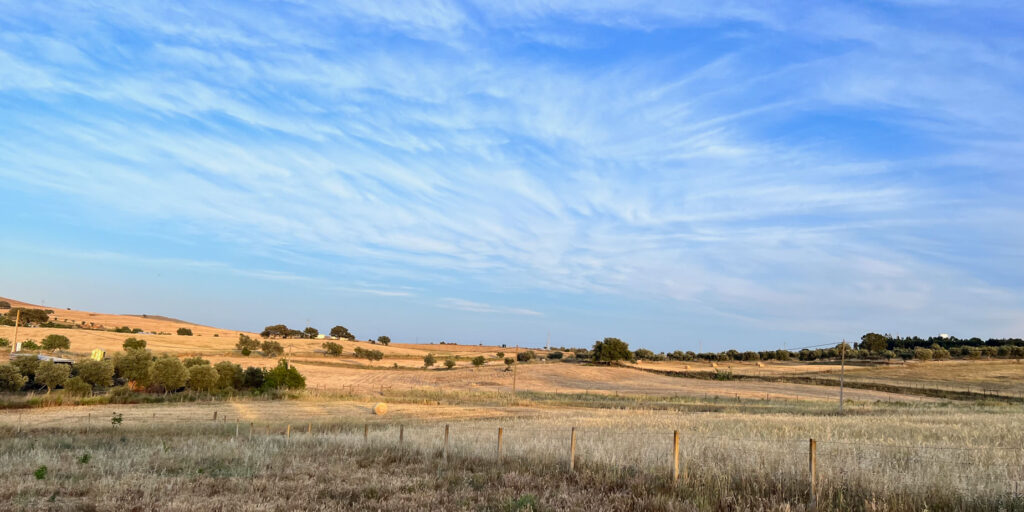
left=187, top=364, right=218, bottom=393
left=504, top=357, right=515, bottom=367
left=496, top=352, right=504, bottom=358
left=965, top=347, right=982, bottom=359
left=113, top=326, right=133, bottom=333
left=261, top=340, right=284, bottom=357
left=322, top=342, right=344, bottom=356
left=0, top=337, right=8, bottom=348
left=236, top=333, right=261, bottom=352
left=34, top=466, right=47, bottom=480
left=115, top=349, right=154, bottom=387
left=11, top=356, right=39, bottom=379
left=64, top=376, right=92, bottom=397
left=152, top=357, right=189, bottom=393
left=75, top=359, right=114, bottom=388
left=41, top=334, right=71, bottom=351
left=548, top=351, right=563, bottom=360
left=176, top=327, right=193, bottom=336
left=241, top=347, right=252, bottom=356
left=6, top=308, right=49, bottom=325
left=423, top=353, right=436, bottom=368
left=633, top=348, right=655, bottom=360
left=931, top=344, right=951, bottom=360
left=742, top=351, right=760, bottom=361
left=353, top=347, right=384, bottom=361
left=444, top=357, right=456, bottom=369
left=36, top=361, right=71, bottom=392
left=330, top=325, right=355, bottom=340
left=0, top=364, right=27, bottom=391
left=122, top=337, right=147, bottom=350
left=572, top=349, right=592, bottom=360
left=214, top=361, right=244, bottom=390
left=472, top=355, right=486, bottom=367
left=0, top=300, right=10, bottom=308
left=20, top=340, right=39, bottom=351
left=264, top=359, right=305, bottom=390
left=242, top=366, right=266, bottom=389
left=182, top=356, right=209, bottom=368
left=377, top=336, right=391, bottom=346
left=516, top=350, right=535, bottom=362
left=592, top=338, right=631, bottom=362
left=914, top=347, right=934, bottom=361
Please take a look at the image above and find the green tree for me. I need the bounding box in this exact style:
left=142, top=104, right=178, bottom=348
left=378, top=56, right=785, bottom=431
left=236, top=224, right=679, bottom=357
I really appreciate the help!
left=516, top=350, right=535, bottom=362
left=236, top=333, right=261, bottom=352
left=242, top=367, right=266, bottom=389
left=261, top=324, right=290, bottom=338
left=187, top=364, right=218, bottom=393
left=504, top=357, right=515, bottom=367
left=6, top=308, right=49, bottom=325
left=36, top=361, right=70, bottom=392
left=860, top=333, right=889, bottom=352
left=75, top=359, right=114, bottom=388
left=322, top=341, right=344, bottom=356
left=41, top=334, right=71, bottom=351
left=547, top=351, right=563, bottom=360
left=377, top=336, right=391, bottom=346
left=0, top=364, right=27, bottom=391
left=444, top=357, right=456, bottom=369
left=122, top=337, right=147, bottom=350
left=592, top=338, right=632, bottom=362
left=633, top=348, right=655, bottom=360
left=0, top=300, right=10, bottom=309
left=115, top=349, right=154, bottom=387
left=264, top=359, right=305, bottom=390
left=214, top=361, right=244, bottom=390
left=261, top=340, right=284, bottom=357
left=914, top=347, right=934, bottom=361
left=471, top=355, right=486, bottom=367
left=182, top=356, right=210, bottom=368
left=330, top=325, right=355, bottom=340
left=64, top=376, right=92, bottom=397
left=423, top=353, right=436, bottom=368
left=11, top=356, right=39, bottom=380
left=303, top=327, right=319, bottom=339
left=152, top=356, right=188, bottom=393
left=354, top=347, right=384, bottom=361
left=20, top=340, right=40, bottom=351
left=176, top=327, right=193, bottom=336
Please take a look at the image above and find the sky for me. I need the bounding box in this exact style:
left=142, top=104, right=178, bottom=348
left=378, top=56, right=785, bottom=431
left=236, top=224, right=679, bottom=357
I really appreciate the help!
left=1, top=1, right=1023, bottom=352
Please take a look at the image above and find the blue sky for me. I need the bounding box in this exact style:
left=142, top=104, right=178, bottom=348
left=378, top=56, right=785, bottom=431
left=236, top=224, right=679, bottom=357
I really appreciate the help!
left=2, top=1, right=1023, bottom=352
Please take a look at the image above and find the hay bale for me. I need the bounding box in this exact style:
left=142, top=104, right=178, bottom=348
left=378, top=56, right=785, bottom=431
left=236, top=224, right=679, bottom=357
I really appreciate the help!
left=373, top=403, right=388, bottom=415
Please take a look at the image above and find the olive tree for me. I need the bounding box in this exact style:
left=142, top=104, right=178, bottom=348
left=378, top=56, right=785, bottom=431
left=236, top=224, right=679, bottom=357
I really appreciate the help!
left=36, top=361, right=70, bottom=392
left=152, top=356, right=188, bottom=393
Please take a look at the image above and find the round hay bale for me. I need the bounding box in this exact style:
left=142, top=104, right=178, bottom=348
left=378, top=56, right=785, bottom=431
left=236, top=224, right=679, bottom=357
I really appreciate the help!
left=373, top=403, right=388, bottom=415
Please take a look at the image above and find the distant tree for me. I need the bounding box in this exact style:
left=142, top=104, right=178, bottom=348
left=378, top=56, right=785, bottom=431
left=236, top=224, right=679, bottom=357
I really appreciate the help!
left=592, top=338, right=632, bottom=363
left=182, top=356, right=210, bottom=368
left=322, top=341, right=344, bottom=356
left=261, top=340, right=285, bottom=357
left=123, top=337, right=147, bottom=350
left=36, top=361, right=70, bottom=392
left=0, top=300, right=10, bottom=309
left=741, top=351, right=760, bottom=361
left=0, top=364, right=27, bottom=392
left=304, top=327, right=319, bottom=339
left=516, top=350, right=535, bottom=362
left=5, top=308, right=49, bottom=325
left=236, top=334, right=261, bottom=353
left=261, top=324, right=290, bottom=338
left=264, top=359, right=305, bottom=390
left=176, top=328, right=193, bottom=336
left=115, top=349, right=154, bottom=387
left=330, top=326, right=355, bottom=340
left=75, top=359, right=114, bottom=388
left=214, top=361, right=244, bottom=390
left=423, top=353, right=436, bottom=368
left=547, top=351, right=563, bottom=360
left=572, top=349, right=592, bottom=360
left=471, top=356, right=486, bottom=367
left=444, top=357, right=456, bottom=369
left=496, top=352, right=505, bottom=358
left=861, top=333, right=889, bottom=353
left=113, top=326, right=133, bottom=333
left=377, top=336, right=391, bottom=346
left=504, top=357, right=515, bottom=367
left=41, top=334, right=71, bottom=351
left=187, top=364, right=218, bottom=393
left=633, top=348, right=655, bottom=361
left=931, top=344, right=951, bottom=360
left=914, top=347, right=934, bottom=361
left=152, top=357, right=188, bottom=393
left=353, top=347, right=384, bottom=361
left=20, top=340, right=40, bottom=351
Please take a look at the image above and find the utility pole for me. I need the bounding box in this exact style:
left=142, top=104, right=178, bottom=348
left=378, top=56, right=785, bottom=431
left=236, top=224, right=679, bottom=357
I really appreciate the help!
left=839, top=340, right=846, bottom=414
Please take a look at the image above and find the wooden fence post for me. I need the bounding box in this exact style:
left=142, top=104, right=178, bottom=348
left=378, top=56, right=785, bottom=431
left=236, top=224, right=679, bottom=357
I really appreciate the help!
left=672, top=430, right=680, bottom=482
left=808, top=438, right=817, bottom=510
left=399, top=424, right=404, bottom=444
left=569, top=427, right=577, bottom=472
left=286, top=424, right=291, bottom=442
left=249, top=422, right=253, bottom=440
left=364, top=423, right=369, bottom=442
left=307, top=423, right=312, bottom=434
left=235, top=420, right=239, bottom=438
left=443, top=424, right=450, bottom=462
left=213, top=411, right=218, bottom=421
left=497, top=427, right=504, bottom=460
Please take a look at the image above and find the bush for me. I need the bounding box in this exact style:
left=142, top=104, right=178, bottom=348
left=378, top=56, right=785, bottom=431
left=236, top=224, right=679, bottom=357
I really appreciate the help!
left=152, top=356, right=188, bottom=392
left=36, top=361, right=71, bottom=392
left=123, top=337, right=147, bottom=350
left=0, top=364, right=27, bottom=391
left=264, top=359, right=305, bottom=390
left=41, top=334, right=71, bottom=351
left=444, top=357, right=456, bottom=369
left=423, top=353, right=436, bottom=368
left=237, top=333, right=261, bottom=352
left=64, top=376, right=92, bottom=397
left=261, top=340, right=284, bottom=357
left=241, top=347, right=251, bottom=356
left=5, top=308, right=49, bottom=325
left=214, top=361, right=244, bottom=390
left=914, top=347, right=934, bottom=361
left=330, top=325, right=355, bottom=340
left=11, top=356, right=39, bottom=379
left=322, top=342, right=344, bottom=356
left=592, top=338, right=631, bottom=362
left=742, top=351, right=760, bottom=361
left=516, top=350, right=535, bottom=362
left=504, top=357, right=515, bottom=367
left=187, top=364, right=218, bottom=393
left=496, top=352, right=504, bottom=358
left=182, top=356, right=209, bottom=368
left=20, top=340, right=39, bottom=351
left=243, top=367, right=266, bottom=389
left=113, top=326, right=133, bottom=333
left=115, top=349, right=154, bottom=387
left=176, top=328, right=193, bottom=336
left=472, top=355, right=486, bottom=367
left=0, top=337, right=8, bottom=348
left=377, top=336, right=391, bottom=346
left=353, top=347, right=384, bottom=361
left=75, top=359, right=114, bottom=388
left=548, top=351, right=563, bottom=360
left=633, top=348, right=655, bottom=360
left=0, top=300, right=10, bottom=309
